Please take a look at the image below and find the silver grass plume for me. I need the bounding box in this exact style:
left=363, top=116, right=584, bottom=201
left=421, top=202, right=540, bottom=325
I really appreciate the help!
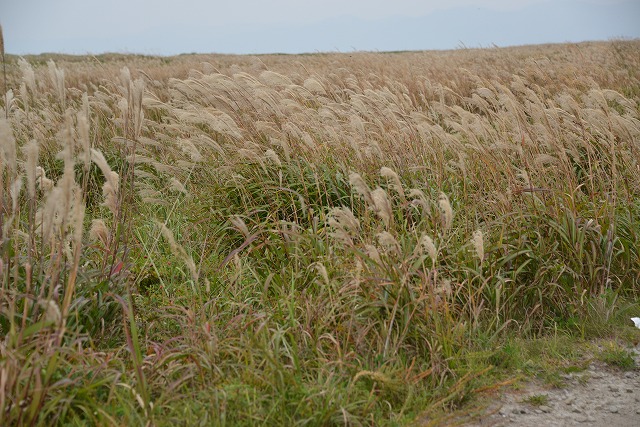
left=90, top=148, right=119, bottom=215
left=24, top=140, right=38, bottom=198
left=77, top=110, right=90, bottom=169
left=380, top=167, right=405, bottom=201
left=419, top=234, right=438, bottom=267
left=259, top=71, right=292, bottom=87
left=303, top=78, right=326, bottom=95
left=0, top=25, right=5, bottom=120
left=327, top=207, right=360, bottom=245
left=39, top=187, right=63, bottom=246
left=349, top=172, right=374, bottom=207
left=472, top=229, right=485, bottom=263
left=169, top=177, right=188, bottom=195
left=230, top=215, right=250, bottom=238
left=46, top=60, right=65, bottom=108
left=371, top=187, right=393, bottom=229
left=408, top=189, right=429, bottom=209
left=0, top=118, right=17, bottom=174
left=70, top=184, right=85, bottom=250
left=19, top=83, right=28, bottom=114
left=364, top=244, right=382, bottom=265
left=377, top=231, right=401, bottom=255
left=438, top=192, right=453, bottom=231
left=313, top=263, right=330, bottom=286
left=10, top=178, right=22, bottom=214
left=264, top=149, right=282, bottom=167
left=42, top=300, right=61, bottom=324
left=18, top=58, right=36, bottom=95
left=36, top=166, right=54, bottom=192
left=89, top=219, right=110, bottom=248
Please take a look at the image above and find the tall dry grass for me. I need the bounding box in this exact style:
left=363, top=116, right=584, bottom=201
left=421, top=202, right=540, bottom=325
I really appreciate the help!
left=0, top=39, right=638, bottom=425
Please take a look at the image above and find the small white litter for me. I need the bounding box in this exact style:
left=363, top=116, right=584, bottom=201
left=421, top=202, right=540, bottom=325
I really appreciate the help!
left=631, top=317, right=640, bottom=329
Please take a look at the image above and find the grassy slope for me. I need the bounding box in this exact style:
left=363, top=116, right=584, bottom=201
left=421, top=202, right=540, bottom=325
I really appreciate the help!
left=0, top=41, right=639, bottom=426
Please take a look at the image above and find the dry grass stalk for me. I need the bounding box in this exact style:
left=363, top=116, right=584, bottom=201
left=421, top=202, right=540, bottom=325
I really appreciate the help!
left=0, top=24, right=5, bottom=121
left=156, top=221, right=199, bottom=284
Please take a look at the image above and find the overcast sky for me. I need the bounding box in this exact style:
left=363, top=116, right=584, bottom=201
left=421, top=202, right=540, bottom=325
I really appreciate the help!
left=2, top=0, right=639, bottom=55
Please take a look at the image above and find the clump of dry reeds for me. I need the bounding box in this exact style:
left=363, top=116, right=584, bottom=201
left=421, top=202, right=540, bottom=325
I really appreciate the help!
left=0, top=39, right=638, bottom=425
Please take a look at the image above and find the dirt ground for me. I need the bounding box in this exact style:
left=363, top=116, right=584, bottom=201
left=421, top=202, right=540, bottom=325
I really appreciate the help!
left=459, top=344, right=640, bottom=427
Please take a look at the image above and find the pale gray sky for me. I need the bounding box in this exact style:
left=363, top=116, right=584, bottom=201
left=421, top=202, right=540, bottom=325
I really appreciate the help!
left=1, top=0, right=639, bottom=55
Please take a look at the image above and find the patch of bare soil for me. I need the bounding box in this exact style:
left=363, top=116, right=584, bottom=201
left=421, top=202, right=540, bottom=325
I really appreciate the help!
left=461, top=345, right=640, bottom=427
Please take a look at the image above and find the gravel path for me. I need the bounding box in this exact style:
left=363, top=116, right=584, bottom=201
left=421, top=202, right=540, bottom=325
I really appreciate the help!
left=464, top=345, right=640, bottom=427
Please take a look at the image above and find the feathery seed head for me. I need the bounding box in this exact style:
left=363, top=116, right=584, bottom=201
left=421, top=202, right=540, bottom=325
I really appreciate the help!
left=380, top=166, right=405, bottom=200
left=10, top=178, right=22, bottom=214
left=89, top=148, right=119, bottom=215
left=47, top=60, right=65, bottom=105
left=77, top=112, right=90, bottom=168
left=102, top=172, right=120, bottom=215
left=419, top=234, right=438, bottom=264
left=349, top=172, right=374, bottom=206
left=169, top=177, right=188, bottom=194
left=377, top=231, right=401, bottom=255
left=2, top=89, right=13, bottom=116
left=259, top=71, right=292, bottom=87
left=89, top=219, right=110, bottom=248
left=24, top=140, right=39, bottom=198
left=437, top=279, right=453, bottom=298
left=230, top=215, right=250, bottom=238
left=303, top=78, right=326, bottom=94
left=119, top=67, right=132, bottom=89
left=534, top=153, right=559, bottom=166
left=408, top=188, right=429, bottom=212
left=179, top=138, right=202, bottom=162
left=42, top=300, right=61, bottom=324
left=313, top=263, right=330, bottom=286
left=18, top=58, right=36, bottom=94
left=90, top=149, right=118, bottom=189
left=19, top=83, right=27, bottom=111
left=156, top=221, right=199, bottom=283
left=327, top=207, right=360, bottom=233
left=36, top=166, right=54, bottom=192
left=327, top=207, right=360, bottom=245
left=472, top=229, right=485, bottom=262
left=39, top=186, right=64, bottom=247
left=364, top=244, right=382, bottom=265
left=438, top=192, right=453, bottom=231
left=0, top=118, right=17, bottom=174
left=371, top=187, right=393, bottom=228
left=264, top=149, right=282, bottom=167
left=70, top=187, right=85, bottom=248
left=82, top=92, right=89, bottom=122
left=271, top=137, right=291, bottom=162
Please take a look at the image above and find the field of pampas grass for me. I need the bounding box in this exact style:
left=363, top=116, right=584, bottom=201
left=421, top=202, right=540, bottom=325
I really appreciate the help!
left=0, top=39, right=639, bottom=425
